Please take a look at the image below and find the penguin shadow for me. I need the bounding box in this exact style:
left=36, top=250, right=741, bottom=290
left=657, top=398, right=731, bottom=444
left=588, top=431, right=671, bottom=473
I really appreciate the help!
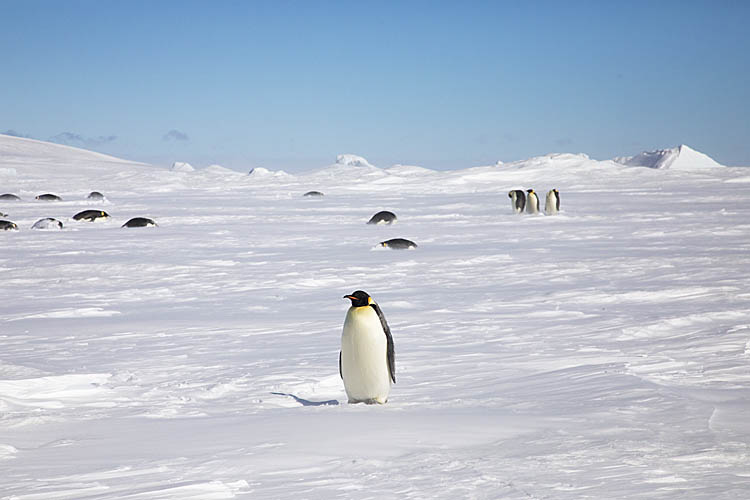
left=271, top=392, right=339, bottom=406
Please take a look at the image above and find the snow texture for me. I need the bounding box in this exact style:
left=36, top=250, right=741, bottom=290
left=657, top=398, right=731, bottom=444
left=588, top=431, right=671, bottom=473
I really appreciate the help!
left=1, top=133, right=750, bottom=498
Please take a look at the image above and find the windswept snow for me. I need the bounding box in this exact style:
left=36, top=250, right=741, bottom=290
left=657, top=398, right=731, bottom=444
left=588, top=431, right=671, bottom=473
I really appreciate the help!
left=2, top=134, right=750, bottom=498
left=615, top=144, right=725, bottom=170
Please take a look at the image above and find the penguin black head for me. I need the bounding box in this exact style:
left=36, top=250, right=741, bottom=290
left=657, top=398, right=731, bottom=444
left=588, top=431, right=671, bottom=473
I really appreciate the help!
left=527, top=189, right=534, bottom=194
left=344, top=290, right=372, bottom=307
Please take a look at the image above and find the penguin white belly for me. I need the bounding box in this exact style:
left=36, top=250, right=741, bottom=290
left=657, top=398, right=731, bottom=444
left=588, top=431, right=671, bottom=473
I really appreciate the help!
left=527, top=193, right=539, bottom=214
left=545, top=192, right=558, bottom=214
left=341, top=307, right=391, bottom=404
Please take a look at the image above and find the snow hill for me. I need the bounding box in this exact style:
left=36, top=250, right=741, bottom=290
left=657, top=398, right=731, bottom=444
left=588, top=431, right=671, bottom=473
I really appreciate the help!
left=614, top=144, right=725, bottom=170
left=2, top=134, right=750, bottom=499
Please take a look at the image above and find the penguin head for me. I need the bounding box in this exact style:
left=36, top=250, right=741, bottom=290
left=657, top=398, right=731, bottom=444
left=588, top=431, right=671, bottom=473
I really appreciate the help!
left=344, top=290, right=372, bottom=307
left=527, top=189, right=534, bottom=194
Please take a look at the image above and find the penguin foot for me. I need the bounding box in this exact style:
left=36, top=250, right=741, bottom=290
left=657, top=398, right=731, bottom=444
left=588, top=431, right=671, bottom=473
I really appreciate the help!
left=348, top=398, right=388, bottom=405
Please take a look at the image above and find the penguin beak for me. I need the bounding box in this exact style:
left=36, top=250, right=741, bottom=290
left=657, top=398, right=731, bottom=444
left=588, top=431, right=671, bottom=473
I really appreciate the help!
left=343, top=295, right=355, bottom=300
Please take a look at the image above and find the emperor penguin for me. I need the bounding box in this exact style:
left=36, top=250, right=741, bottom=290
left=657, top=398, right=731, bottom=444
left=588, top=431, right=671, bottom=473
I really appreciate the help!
left=545, top=189, right=560, bottom=215
left=122, top=217, right=157, bottom=228
left=508, top=189, right=526, bottom=214
left=73, top=210, right=110, bottom=221
left=0, top=220, right=19, bottom=231
left=36, top=193, right=62, bottom=201
left=526, top=189, right=540, bottom=214
left=340, top=290, right=396, bottom=404
left=367, top=210, right=397, bottom=225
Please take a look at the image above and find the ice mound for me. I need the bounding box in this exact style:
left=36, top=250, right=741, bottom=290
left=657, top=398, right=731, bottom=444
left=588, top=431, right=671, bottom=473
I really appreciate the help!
left=335, top=154, right=374, bottom=168
left=171, top=161, right=195, bottom=172
left=248, top=167, right=292, bottom=179
left=615, top=145, right=724, bottom=170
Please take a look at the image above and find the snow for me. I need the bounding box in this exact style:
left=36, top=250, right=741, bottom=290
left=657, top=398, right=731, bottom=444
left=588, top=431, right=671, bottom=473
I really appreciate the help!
left=171, top=161, right=195, bottom=172
left=2, top=133, right=750, bottom=498
left=615, top=144, right=725, bottom=170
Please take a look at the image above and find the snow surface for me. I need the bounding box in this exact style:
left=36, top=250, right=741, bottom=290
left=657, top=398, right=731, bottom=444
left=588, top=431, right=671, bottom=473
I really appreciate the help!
left=614, top=144, right=725, bottom=170
left=2, top=134, right=750, bottom=498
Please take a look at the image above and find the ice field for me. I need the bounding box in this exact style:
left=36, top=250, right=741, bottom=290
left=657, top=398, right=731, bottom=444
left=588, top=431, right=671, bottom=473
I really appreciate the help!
left=2, top=134, right=750, bottom=498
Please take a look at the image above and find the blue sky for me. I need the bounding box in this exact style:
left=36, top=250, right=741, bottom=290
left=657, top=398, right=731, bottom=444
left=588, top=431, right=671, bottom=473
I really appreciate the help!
left=2, top=0, right=749, bottom=170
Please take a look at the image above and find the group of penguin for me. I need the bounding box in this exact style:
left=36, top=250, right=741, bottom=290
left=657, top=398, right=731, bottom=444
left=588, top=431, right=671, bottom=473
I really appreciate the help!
left=342, top=190, right=563, bottom=405
left=4, top=186, right=558, bottom=406
left=306, top=191, right=418, bottom=250
left=0, top=191, right=157, bottom=230
left=508, top=188, right=560, bottom=215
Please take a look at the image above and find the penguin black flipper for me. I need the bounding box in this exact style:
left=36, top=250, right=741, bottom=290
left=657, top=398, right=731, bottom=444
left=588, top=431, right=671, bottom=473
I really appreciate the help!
left=339, top=350, right=342, bottom=379
left=370, top=302, right=396, bottom=383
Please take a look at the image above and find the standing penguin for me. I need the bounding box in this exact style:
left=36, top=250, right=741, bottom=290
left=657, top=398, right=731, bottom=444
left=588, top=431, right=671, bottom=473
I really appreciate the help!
left=340, top=290, right=396, bottom=404
left=526, top=189, right=540, bottom=214
left=545, top=189, right=560, bottom=215
left=508, top=190, right=526, bottom=214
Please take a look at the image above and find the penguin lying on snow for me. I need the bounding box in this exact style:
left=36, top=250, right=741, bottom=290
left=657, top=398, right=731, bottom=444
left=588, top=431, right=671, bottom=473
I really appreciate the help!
left=36, top=193, right=62, bottom=201
left=367, top=210, right=397, bottom=225
left=380, top=238, right=417, bottom=249
left=303, top=191, right=324, bottom=197
left=526, top=189, right=540, bottom=214
left=31, top=218, right=64, bottom=230
left=73, top=210, right=110, bottom=221
left=508, top=189, right=526, bottom=214
left=87, top=191, right=106, bottom=200
left=122, top=217, right=157, bottom=228
left=0, top=220, right=19, bottom=231
left=340, top=290, right=396, bottom=404
left=0, top=193, right=21, bottom=201
left=545, top=189, right=560, bottom=215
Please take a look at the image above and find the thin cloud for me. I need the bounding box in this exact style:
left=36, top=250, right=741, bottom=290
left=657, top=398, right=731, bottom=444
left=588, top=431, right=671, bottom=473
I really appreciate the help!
left=50, top=132, right=117, bottom=147
left=163, top=129, right=189, bottom=142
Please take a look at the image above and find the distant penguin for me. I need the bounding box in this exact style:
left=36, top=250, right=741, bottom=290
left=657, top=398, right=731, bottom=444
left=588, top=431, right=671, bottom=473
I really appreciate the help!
left=0, top=220, right=19, bottom=231
left=380, top=238, right=417, bottom=249
left=36, top=193, right=62, bottom=201
left=367, top=211, right=397, bottom=225
left=508, top=189, right=526, bottom=214
left=0, top=193, right=21, bottom=201
left=304, top=191, right=324, bottom=197
left=526, top=189, right=540, bottom=214
left=0, top=212, right=7, bottom=217
left=545, top=189, right=560, bottom=215
left=340, top=290, right=395, bottom=404
left=122, top=217, right=157, bottom=228
left=31, top=218, right=64, bottom=230
left=87, top=191, right=105, bottom=200
left=73, top=210, right=110, bottom=221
